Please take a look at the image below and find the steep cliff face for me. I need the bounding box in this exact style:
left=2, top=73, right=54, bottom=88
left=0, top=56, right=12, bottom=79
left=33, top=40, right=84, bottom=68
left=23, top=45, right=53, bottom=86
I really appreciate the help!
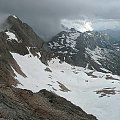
left=7, top=15, right=51, bottom=64
left=0, top=31, right=25, bottom=86
left=0, top=15, right=52, bottom=86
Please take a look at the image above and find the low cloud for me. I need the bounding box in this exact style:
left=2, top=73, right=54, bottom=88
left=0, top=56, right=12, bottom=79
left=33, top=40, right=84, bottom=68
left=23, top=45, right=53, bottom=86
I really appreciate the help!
left=0, top=0, right=120, bottom=40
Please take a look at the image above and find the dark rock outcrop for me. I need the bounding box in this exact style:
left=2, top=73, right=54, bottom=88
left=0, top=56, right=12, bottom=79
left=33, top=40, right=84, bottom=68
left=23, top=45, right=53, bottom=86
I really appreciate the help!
left=0, top=86, right=97, bottom=120
left=6, top=15, right=51, bottom=64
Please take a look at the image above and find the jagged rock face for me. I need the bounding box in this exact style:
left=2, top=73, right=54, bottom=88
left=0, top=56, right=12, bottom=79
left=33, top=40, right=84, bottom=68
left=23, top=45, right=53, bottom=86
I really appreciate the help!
left=48, top=30, right=120, bottom=75
left=48, top=31, right=87, bottom=67
left=0, top=15, right=52, bottom=85
left=7, top=16, right=43, bottom=48
left=0, top=31, right=26, bottom=86
left=6, top=16, right=51, bottom=64
left=0, top=86, right=97, bottom=120
left=78, top=31, right=112, bottom=50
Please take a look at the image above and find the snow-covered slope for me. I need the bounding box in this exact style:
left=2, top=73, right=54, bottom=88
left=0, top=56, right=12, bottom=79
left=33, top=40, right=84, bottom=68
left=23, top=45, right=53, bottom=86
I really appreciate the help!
left=12, top=52, right=120, bottom=120
left=1, top=15, right=120, bottom=120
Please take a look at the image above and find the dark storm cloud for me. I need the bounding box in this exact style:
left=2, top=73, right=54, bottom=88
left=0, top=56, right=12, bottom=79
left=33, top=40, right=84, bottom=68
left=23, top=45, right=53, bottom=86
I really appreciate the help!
left=0, top=0, right=120, bottom=40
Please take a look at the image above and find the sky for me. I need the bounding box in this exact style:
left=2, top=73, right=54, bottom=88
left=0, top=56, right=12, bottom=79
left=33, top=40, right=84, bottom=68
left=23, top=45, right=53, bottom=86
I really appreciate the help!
left=0, top=0, right=120, bottom=40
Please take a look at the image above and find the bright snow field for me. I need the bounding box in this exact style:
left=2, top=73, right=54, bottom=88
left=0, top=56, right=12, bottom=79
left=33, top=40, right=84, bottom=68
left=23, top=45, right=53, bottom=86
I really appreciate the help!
left=11, top=52, right=120, bottom=120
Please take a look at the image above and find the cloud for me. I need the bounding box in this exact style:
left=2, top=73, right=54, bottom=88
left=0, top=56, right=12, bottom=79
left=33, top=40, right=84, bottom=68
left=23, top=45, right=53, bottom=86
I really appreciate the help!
left=0, top=13, right=10, bottom=31
left=0, top=0, right=120, bottom=40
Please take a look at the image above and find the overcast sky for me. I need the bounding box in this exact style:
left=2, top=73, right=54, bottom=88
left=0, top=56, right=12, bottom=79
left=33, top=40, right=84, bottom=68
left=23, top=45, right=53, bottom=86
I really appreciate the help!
left=0, top=0, right=120, bottom=39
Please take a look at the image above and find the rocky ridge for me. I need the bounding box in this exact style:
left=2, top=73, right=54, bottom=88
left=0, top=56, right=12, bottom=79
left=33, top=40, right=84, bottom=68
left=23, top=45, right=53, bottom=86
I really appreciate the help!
left=0, top=86, right=97, bottom=120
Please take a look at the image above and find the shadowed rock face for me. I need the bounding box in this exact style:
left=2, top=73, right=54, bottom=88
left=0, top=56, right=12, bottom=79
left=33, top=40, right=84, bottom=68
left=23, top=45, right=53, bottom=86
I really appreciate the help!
left=0, top=15, right=52, bottom=85
left=7, top=16, right=44, bottom=49
left=0, top=31, right=24, bottom=86
left=0, top=86, right=97, bottom=120
left=6, top=15, right=51, bottom=64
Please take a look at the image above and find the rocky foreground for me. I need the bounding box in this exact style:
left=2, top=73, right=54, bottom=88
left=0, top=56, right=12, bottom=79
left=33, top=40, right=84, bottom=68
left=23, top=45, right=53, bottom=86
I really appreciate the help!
left=0, top=85, right=97, bottom=120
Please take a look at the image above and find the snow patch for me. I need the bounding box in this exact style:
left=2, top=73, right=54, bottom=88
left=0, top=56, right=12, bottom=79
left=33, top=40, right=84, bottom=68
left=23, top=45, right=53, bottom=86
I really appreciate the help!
left=5, top=31, right=19, bottom=42
left=11, top=53, right=120, bottom=120
left=12, top=15, right=17, bottom=19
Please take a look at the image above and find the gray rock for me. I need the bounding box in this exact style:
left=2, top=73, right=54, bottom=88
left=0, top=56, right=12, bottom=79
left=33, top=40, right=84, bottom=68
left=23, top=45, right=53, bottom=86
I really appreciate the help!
left=0, top=87, right=97, bottom=120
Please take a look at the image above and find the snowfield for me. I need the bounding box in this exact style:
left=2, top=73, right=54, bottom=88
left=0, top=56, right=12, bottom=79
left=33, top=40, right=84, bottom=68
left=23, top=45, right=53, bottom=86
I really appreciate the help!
left=12, top=52, right=120, bottom=120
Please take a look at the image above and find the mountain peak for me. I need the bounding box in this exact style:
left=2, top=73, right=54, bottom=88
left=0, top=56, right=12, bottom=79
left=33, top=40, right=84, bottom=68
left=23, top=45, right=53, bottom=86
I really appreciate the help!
left=7, top=15, right=22, bottom=26
left=8, top=15, right=18, bottom=20
left=48, top=30, right=120, bottom=75
left=12, top=15, right=18, bottom=19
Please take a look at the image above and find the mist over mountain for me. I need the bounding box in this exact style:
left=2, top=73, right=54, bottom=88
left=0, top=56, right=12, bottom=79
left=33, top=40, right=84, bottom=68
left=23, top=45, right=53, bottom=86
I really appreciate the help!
left=0, top=14, right=120, bottom=41
left=1, top=0, right=120, bottom=40
left=60, top=18, right=120, bottom=33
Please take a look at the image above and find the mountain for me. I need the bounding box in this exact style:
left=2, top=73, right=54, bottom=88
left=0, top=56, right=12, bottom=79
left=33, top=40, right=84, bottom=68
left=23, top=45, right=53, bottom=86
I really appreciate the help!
left=0, top=15, right=97, bottom=120
left=0, top=15, right=120, bottom=120
left=48, top=29, right=120, bottom=75
left=0, top=15, right=51, bottom=87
